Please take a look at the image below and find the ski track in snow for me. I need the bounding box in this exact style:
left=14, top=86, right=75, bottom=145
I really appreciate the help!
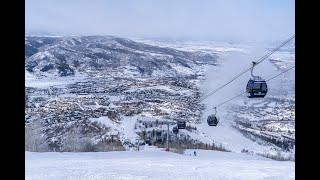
left=26, top=149, right=294, bottom=180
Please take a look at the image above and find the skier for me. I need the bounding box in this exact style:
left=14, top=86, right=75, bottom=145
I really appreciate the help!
left=194, top=151, right=197, bottom=156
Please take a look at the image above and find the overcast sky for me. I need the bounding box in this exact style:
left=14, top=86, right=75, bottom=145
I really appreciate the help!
left=26, top=0, right=295, bottom=42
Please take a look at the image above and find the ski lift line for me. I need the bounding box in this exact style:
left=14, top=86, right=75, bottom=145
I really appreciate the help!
left=204, top=92, right=247, bottom=112
left=204, top=66, right=295, bottom=112
left=199, top=35, right=295, bottom=102
left=198, top=35, right=295, bottom=102
left=198, top=66, right=251, bottom=102
left=264, top=66, right=295, bottom=82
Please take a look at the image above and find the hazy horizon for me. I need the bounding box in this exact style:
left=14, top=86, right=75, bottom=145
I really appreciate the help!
left=26, top=0, right=295, bottom=43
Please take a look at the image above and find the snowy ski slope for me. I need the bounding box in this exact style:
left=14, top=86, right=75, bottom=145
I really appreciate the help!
left=26, top=148, right=294, bottom=180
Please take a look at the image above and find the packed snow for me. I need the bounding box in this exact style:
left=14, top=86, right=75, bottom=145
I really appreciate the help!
left=26, top=149, right=294, bottom=180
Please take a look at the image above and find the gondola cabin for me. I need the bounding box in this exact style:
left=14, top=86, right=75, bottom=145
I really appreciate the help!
left=207, top=115, right=219, bottom=126
left=177, top=121, right=186, bottom=129
left=246, top=79, right=268, bottom=98
left=173, top=126, right=179, bottom=134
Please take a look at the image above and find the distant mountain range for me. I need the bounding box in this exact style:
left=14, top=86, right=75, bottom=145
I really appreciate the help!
left=25, top=36, right=217, bottom=77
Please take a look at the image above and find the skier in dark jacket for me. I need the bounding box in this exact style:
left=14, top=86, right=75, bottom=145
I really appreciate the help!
left=194, top=151, right=197, bottom=156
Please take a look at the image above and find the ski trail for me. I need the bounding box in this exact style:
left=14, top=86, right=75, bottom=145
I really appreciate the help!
left=26, top=150, right=294, bottom=180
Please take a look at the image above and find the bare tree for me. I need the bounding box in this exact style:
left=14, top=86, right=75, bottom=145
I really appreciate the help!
left=25, top=120, right=49, bottom=152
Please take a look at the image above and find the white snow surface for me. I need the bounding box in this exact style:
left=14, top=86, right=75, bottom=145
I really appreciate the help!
left=25, top=70, right=88, bottom=88
left=89, top=115, right=140, bottom=146
left=26, top=149, right=294, bottom=180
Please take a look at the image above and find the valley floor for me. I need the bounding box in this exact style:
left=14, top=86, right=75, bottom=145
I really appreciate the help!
left=25, top=148, right=294, bottom=180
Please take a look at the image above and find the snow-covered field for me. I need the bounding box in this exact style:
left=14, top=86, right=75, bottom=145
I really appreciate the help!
left=25, top=70, right=89, bottom=88
left=26, top=148, right=294, bottom=180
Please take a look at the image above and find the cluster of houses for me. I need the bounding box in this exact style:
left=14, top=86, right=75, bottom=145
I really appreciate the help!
left=25, top=75, right=204, bottom=150
left=26, top=95, right=117, bottom=123
left=26, top=76, right=203, bottom=128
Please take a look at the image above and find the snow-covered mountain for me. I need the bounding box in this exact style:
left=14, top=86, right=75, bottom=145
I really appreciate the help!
left=25, top=36, right=217, bottom=77
left=25, top=35, right=295, bottom=161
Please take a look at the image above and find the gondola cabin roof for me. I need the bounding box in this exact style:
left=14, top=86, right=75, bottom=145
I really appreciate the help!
left=248, top=79, right=267, bottom=83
